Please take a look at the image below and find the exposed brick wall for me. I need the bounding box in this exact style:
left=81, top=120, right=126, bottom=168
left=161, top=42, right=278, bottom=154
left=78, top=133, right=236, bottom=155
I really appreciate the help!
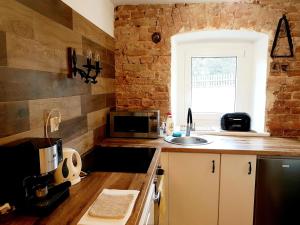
left=115, top=0, right=300, bottom=137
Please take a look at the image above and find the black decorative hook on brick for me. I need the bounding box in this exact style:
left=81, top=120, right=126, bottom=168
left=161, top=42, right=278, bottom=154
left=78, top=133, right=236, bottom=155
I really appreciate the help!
left=271, top=15, right=294, bottom=58
left=68, top=48, right=102, bottom=84
left=152, top=32, right=161, bottom=44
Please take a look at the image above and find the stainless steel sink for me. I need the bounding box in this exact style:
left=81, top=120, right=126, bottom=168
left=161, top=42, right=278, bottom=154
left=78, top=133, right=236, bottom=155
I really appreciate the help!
left=164, top=136, right=210, bottom=145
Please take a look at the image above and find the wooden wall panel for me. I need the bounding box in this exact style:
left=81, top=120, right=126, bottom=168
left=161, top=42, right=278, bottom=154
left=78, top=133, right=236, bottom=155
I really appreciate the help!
left=0, top=101, right=29, bottom=137
left=16, top=0, right=73, bottom=29
left=101, top=62, right=116, bottom=78
left=73, top=12, right=114, bottom=51
left=34, top=11, right=82, bottom=52
left=106, top=49, right=115, bottom=67
left=0, top=128, right=44, bottom=145
left=64, top=131, right=94, bottom=155
left=91, top=78, right=116, bottom=95
left=6, top=33, right=68, bottom=74
left=93, top=125, right=106, bottom=145
left=0, top=0, right=34, bottom=40
left=50, top=116, right=88, bottom=143
left=106, top=93, right=117, bottom=108
left=87, top=108, right=110, bottom=131
left=82, top=36, right=106, bottom=60
left=0, top=68, right=90, bottom=102
left=29, top=96, right=81, bottom=129
left=82, top=36, right=114, bottom=66
left=0, top=31, right=7, bottom=66
left=0, top=0, right=115, bottom=155
left=81, top=94, right=106, bottom=115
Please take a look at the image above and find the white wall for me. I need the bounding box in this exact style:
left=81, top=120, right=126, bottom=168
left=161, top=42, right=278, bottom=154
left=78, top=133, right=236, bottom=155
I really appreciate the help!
left=61, top=0, right=114, bottom=37
left=251, top=36, right=269, bottom=133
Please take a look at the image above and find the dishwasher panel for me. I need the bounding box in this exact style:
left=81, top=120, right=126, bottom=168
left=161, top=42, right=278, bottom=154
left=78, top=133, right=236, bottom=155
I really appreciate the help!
left=254, top=156, right=300, bottom=225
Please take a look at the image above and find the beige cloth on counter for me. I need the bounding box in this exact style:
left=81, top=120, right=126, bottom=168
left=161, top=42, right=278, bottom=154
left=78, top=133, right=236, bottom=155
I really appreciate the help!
left=88, top=193, right=134, bottom=219
left=78, top=189, right=140, bottom=225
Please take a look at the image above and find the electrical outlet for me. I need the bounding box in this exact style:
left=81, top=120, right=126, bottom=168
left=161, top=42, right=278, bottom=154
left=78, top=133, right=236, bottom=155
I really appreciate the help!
left=50, top=117, right=55, bottom=132
left=50, top=116, right=60, bottom=132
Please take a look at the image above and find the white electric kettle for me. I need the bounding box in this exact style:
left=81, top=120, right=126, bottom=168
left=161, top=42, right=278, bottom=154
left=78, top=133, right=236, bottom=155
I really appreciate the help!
left=54, top=148, right=82, bottom=186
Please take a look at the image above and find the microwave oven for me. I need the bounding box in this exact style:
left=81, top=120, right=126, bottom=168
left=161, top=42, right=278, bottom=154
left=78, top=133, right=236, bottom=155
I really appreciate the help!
left=110, top=110, right=160, bottom=138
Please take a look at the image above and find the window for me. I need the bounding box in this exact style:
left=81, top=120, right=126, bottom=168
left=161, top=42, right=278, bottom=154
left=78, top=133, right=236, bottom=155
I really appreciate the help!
left=182, top=43, right=251, bottom=129
left=191, top=57, right=237, bottom=113
left=171, top=30, right=269, bottom=133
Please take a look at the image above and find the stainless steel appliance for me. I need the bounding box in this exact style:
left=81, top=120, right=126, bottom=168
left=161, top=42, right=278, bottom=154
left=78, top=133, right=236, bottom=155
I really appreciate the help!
left=0, top=138, right=70, bottom=215
left=139, top=182, right=155, bottom=225
left=153, top=165, right=164, bottom=225
left=254, top=156, right=300, bottom=225
left=110, top=110, right=160, bottom=138
left=139, top=165, right=164, bottom=225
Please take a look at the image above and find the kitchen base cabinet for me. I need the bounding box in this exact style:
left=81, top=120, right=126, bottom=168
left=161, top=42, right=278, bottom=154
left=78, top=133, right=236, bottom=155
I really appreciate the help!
left=167, top=152, right=257, bottom=225
left=169, top=153, right=220, bottom=225
left=218, top=154, right=256, bottom=225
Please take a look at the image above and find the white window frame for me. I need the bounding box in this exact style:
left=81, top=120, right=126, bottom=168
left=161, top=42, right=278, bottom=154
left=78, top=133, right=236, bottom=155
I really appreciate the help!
left=176, top=42, right=254, bottom=130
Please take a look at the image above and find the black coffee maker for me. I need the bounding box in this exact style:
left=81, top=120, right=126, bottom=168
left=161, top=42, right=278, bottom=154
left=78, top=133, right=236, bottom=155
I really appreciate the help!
left=0, top=138, right=70, bottom=215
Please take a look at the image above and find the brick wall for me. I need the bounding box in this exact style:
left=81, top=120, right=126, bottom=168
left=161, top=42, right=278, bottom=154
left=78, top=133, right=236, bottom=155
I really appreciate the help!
left=0, top=0, right=116, bottom=154
left=115, top=0, right=300, bottom=137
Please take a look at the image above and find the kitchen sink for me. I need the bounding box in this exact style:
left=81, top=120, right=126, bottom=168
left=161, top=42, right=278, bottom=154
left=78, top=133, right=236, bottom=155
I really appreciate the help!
left=83, top=146, right=157, bottom=173
left=164, top=136, right=210, bottom=145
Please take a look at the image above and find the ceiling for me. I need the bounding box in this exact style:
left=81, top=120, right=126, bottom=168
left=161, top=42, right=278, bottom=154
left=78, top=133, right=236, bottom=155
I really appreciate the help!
left=111, top=0, right=240, bottom=6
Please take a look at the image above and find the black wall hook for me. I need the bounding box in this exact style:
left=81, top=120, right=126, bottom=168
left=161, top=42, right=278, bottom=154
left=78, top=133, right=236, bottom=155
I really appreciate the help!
left=271, top=15, right=294, bottom=58
left=152, top=32, right=161, bottom=44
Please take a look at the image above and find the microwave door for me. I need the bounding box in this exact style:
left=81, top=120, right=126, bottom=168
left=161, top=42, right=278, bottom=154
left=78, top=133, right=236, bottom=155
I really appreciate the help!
left=110, top=111, right=160, bottom=138
left=114, top=115, right=149, bottom=133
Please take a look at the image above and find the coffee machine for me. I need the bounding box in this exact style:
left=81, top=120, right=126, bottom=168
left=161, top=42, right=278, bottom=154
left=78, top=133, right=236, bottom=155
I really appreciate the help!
left=0, top=138, right=70, bottom=215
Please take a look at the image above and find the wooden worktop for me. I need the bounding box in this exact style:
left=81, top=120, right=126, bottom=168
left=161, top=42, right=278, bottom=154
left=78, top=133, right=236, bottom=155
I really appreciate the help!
left=100, top=135, right=300, bottom=156
left=0, top=147, right=160, bottom=225
left=2, top=135, right=300, bottom=225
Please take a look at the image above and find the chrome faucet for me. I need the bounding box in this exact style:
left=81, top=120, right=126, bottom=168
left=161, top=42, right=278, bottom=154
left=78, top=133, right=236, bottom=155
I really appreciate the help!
left=186, top=108, right=193, bottom=136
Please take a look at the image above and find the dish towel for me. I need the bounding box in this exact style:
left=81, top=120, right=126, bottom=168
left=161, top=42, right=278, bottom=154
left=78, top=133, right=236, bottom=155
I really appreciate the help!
left=78, top=189, right=140, bottom=225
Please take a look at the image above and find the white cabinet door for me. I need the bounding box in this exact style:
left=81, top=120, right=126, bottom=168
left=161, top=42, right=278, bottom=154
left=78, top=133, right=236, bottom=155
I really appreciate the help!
left=219, top=154, right=257, bottom=225
left=169, top=152, right=220, bottom=225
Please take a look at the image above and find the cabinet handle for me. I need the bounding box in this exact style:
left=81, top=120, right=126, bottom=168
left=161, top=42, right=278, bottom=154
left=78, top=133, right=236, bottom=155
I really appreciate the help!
left=248, top=162, right=252, bottom=175
left=212, top=160, right=215, bottom=173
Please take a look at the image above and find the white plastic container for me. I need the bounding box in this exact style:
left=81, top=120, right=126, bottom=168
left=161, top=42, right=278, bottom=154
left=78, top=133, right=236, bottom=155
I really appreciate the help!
left=166, top=113, right=174, bottom=136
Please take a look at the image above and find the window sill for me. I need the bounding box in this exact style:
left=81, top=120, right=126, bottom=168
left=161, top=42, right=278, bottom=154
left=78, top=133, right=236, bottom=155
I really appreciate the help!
left=192, top=129, right=270, bottom=137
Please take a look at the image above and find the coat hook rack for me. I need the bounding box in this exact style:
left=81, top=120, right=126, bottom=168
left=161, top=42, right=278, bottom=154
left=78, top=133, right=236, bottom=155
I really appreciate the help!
left=67, top=47, right=102, bottom=84
left=271, top=14, right=294, bottom=58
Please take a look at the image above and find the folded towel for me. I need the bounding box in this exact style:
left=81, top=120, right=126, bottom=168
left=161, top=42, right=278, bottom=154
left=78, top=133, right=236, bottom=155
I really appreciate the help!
left=88, top=193, right=134, bottom=219
left=78, top=189, right=140, bottom=225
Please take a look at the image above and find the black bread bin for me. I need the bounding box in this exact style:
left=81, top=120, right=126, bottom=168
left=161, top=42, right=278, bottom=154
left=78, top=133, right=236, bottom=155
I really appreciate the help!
left=221, top=112, right=251, bottom=131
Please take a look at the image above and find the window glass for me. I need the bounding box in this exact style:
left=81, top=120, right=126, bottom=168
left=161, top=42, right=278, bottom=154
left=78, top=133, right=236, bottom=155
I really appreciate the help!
left=191, top=57, right=237, bottom=113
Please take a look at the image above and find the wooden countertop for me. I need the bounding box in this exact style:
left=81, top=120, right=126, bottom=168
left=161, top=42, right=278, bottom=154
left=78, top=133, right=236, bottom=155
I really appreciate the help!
left=2, top=135, right=300, bottom=225
left=0, top=147, right=160, bottom=225
left=100, top=135, right=300, bottom=156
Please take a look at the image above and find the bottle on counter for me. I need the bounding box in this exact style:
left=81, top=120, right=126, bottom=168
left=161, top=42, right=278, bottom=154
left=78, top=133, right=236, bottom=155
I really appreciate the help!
left=160, top=121, right=166, bottom=136
left=165, top=112, right=174, bottom=136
